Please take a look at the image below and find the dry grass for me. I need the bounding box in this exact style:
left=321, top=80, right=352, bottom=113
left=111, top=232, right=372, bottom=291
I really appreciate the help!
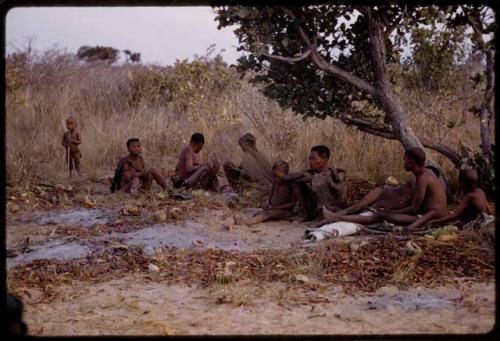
left=5, top=47, right=489, bottom=187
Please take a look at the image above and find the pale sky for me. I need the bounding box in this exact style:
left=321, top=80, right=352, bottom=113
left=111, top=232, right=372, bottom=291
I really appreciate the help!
left=6, top=7, right=243, bottom=65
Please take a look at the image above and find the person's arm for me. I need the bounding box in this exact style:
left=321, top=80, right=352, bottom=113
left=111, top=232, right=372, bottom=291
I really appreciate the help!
left=388, top=176, right=427, bottom=215
left=137, top=157, right=147, bottom=177
left=427, top=195, right=472, bottom=226
left=70, top=132, right=81, bottom=145
left=284, top=171, right=311, bottom=183
left=61, top=133, right=68, bottom=147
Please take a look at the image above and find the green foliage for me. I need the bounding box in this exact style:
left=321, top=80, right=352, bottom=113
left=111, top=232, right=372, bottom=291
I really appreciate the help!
left=216, top=5, right=379, bottom=120
left=77, top=45, right=119, bottom=64
left=402, top=26, right=467, bottom=92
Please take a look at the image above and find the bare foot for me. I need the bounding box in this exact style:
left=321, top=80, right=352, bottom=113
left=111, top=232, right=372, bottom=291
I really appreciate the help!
left=322, top=206, right=340, bottom=222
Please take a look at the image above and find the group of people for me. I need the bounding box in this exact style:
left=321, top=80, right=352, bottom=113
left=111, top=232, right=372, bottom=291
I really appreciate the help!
left=63, top=116, right=491, bottom=232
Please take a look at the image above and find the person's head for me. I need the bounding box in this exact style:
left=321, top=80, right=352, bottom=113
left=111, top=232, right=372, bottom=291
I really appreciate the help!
left=238, top=133, right=256, bottom=152
left=403, top=147, right=426, bottom=172
left=459, top=168, right=478, bottom=192
left=309, top=145, right=330, bottom=171
left=272, top=160, right=289, bottom=180
left=7, top=293, right=27, bottom=336
left=126, top=138, right=141, bottom=156
left=66, top=116, right=77, bottom=131
left=190, top=133, right=205, bottom=153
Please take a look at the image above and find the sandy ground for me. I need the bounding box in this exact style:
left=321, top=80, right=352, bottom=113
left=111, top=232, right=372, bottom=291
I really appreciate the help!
left=6, top=180, right=496, bottom=336
left=20, top=277, right=495, bottom=335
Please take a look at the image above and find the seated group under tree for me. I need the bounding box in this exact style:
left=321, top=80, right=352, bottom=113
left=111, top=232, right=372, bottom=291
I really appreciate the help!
left=110, top=132, right=490, bottom=231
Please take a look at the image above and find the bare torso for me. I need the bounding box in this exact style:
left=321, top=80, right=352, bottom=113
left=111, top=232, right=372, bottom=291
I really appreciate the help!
left=176, top=145, right=200, bottom=179
left=459, top=188, right=490, bottom=222
left=124, top=155, right=145, bottom=175
left=417, top=169, right=447, bottom=213
left=269, top=181, right=294, bottom=208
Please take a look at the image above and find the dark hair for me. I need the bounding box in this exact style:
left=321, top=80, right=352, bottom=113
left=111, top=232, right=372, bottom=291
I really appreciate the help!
left=7, top=293, right=28, bottom=335
left=126, top=138, right=140, bottom=148
left=238, top=133, right=256, bottom=146
left=404, top=147, right=426, bottom=166
left=311, top=145, right=330, bottom=160
left=459, top=168, right=478, bottom=186
left=272, top=160, right=289, bottom=173
left=190, top=133, right=205, bottom=145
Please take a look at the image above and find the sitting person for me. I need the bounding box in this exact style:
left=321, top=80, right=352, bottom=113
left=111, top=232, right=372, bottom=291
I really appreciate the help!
left=322, top=147, right=447, bottom=231
left=425, top=168, right=492, bottom=228
left=173, top=132, right=227, bottom=192
left=318, top=177, right=415, bottom=228
left=284, top=145, right=346, bottom=221
left=235, top=160, right=297, bottom=226
left=223, top=133, right=273, bottom=190
left=110, top=138, right=167, bottom=193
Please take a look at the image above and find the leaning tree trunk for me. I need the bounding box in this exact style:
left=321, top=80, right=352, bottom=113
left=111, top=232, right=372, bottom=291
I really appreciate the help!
left=366, top=8, right=449, bottom=184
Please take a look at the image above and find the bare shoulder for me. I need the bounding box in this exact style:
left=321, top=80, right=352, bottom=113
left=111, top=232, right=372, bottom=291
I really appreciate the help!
left=471, top=188, right=487, bottom=201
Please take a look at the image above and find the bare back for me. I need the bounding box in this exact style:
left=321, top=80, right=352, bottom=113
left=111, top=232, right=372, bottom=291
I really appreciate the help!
left=460, top=188, right=491, bottom=222
left=416, top=169, right=447, bottom=213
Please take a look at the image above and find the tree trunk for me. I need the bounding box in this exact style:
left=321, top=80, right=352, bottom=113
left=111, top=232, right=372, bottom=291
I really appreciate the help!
left=479, top=49, right=494, bottom=160
left=365, top=8, right=450, bottom=182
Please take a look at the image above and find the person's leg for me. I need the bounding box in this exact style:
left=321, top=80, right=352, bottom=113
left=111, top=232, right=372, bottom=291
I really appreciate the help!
left=185, top=164, right=210, bottom=188
left=294, top=183, right=316, bottom=221
left=68, top=151, right=75, bottom=176
left=383, top=213, right=420, bottom=226
left=328, top=212, right=383, bottom=225
left=73, top=151, right=81, bottom=174
left=407, top=210, right=447, bottom=231
left=121, top=171, right=134, bottom=193
left=147, top=168, right=167, bottom=190
left=323, top=187, right=384, bottom=222
left=238, top=209, right=293, bottom=226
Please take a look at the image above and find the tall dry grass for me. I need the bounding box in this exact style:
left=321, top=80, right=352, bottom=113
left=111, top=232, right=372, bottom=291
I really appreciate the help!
left=5, top=47, right=489, bottom=188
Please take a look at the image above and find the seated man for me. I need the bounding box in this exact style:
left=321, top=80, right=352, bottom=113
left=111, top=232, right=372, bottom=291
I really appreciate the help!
left=173, top=132, right=223, bottom=191
left=235, top=160, right=297, bottom=226
left=223, top=133, right=273, bottom=190
left=110, top=138, right=167, bottom=193
left=425, top=168, right=491, bottom=228
left=284, top=145, right=346, bottom=221
left=318, top=177, right=415, bottom=228
left=323, top=147, right=447, bottom=230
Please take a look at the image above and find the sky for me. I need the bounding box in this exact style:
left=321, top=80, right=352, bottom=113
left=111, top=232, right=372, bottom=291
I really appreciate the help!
left=6, top=7, right=243, bottom=65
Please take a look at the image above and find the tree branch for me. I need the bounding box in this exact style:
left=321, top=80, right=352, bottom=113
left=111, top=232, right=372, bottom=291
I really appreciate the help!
left=261, top=47, right=312, bottom=63
left=339, top=116, right=463, bottom=168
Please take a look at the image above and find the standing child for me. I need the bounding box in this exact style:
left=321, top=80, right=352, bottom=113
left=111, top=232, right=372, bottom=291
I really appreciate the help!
left=235, top=160, right=297, bottom=226
left=61, top=116, right=81, bottom=177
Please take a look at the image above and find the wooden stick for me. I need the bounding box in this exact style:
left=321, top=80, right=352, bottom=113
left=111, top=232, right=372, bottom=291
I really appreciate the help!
left=67, top=133, right=71, bottom=179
